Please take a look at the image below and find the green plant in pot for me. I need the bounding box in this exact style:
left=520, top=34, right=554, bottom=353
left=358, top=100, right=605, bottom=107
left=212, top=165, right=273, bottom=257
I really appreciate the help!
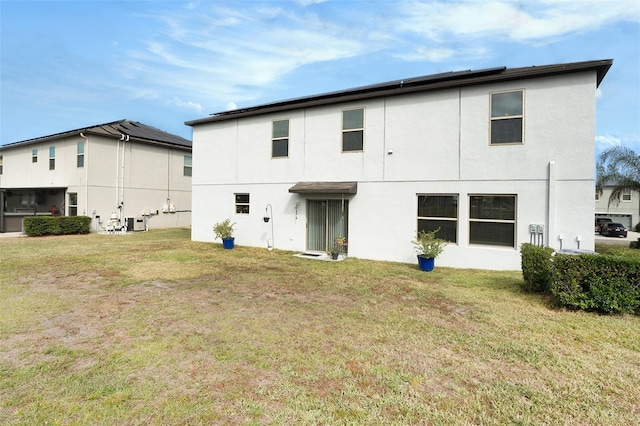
left=329, top=236, right=346, bottom=260
left=213, top=219, right=236, bottom=249
left=412, top=228, right=446, bottom=271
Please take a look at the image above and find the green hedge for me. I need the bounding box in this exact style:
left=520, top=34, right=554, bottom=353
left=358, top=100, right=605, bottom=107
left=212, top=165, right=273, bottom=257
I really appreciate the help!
left=521, top=244, right=640, bottom=315
left=520, top=243, right=554, bottom=292
left=551, top=254, right=640, bottom=315
left=23, top=216, right=91, bottom=236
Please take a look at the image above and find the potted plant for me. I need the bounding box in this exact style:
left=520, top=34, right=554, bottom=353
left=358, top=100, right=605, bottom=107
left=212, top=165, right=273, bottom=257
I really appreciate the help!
left=329, top=236, right=346, bottom=260
left=412, top=229, right=446, bottom=271
left=213, top=219, right=236, bottom=249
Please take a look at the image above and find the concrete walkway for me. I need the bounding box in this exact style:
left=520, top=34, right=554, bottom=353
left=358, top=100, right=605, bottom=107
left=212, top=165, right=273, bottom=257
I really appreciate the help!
left=0, top=232, right=25, bottom=238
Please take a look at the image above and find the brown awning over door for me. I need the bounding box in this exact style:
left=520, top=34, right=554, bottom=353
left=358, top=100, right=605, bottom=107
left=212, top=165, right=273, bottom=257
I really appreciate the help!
left=288, top=182, right=358, bottom=194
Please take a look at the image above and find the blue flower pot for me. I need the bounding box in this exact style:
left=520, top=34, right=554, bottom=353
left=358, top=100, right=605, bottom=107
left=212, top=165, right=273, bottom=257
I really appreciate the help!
left=222, top=238, right=235, bottom=249
left=417, top=256, right=435, bottom=272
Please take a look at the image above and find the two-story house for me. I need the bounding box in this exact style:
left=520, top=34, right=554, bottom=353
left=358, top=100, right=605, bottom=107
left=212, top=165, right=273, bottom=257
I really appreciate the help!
left=186, top=59, right=612, bottom=270
left=595, top=184, right=639, bottom=231
left=0, top=120, right=192, bottom=233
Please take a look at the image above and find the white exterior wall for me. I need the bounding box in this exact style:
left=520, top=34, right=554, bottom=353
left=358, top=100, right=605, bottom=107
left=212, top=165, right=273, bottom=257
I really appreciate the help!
left=191, top=71, right=598, bottom=270
left=1, top=135, right=191, bottom=231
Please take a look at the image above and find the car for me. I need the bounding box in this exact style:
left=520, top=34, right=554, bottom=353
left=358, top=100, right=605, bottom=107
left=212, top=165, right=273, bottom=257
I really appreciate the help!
left=595, top=217, right=612, bottom=233
left=600, top=222, right=627, bottom=238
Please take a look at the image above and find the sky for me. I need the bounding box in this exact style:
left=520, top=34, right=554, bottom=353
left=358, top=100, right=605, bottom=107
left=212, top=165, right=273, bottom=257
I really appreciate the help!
left=1, top=0, right=639, bottom=157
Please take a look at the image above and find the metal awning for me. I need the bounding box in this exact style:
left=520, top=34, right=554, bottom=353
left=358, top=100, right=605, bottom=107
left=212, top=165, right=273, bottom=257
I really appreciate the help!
left=288, top=181, right=358, bottom=194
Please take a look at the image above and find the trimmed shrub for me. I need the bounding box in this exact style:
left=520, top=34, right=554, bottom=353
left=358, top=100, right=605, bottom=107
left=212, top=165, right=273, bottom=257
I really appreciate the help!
left=551, top=253, right=640, bottom=315
left=520, top=243, right=554, bottom=292
left=630, top=238, right=640, bottom=249
left=23, top=216, right=91, bottom=236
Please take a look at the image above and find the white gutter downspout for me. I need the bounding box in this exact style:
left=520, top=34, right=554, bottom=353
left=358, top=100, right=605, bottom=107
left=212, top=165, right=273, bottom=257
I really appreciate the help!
left=120, top=135, right=129, bottom=224
left=79, top=132, right=89, bottom=217
left=116, top=135, right=122, bottom=215
left=548, top=160, right=557, bottom=249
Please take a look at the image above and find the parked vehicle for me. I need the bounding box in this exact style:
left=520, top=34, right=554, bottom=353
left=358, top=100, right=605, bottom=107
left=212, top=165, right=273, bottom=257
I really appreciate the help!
left=595, top=217, right=612, bottom=233
left=600, top=222, right=628, bottom=238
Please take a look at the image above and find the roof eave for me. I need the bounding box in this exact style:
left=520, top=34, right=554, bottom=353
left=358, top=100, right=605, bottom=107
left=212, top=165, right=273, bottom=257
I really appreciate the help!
left=186, top=59, right=613, bottom=127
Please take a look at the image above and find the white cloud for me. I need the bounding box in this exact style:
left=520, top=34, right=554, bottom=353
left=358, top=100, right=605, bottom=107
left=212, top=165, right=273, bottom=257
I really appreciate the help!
left=225, top=102, right=237, bottom=111
left=396, top=0, right=640, bottom=44
left=117, top=0, right=639, bottom=117
left=596, top=134, right=621, bottom=147
left=596, top=88, right=603, bottom=99
left=171, top=97, right=203, bottom=113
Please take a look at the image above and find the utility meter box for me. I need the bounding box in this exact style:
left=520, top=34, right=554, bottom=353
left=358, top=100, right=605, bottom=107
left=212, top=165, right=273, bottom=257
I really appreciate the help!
left=133, top=217, right=146, bottom=231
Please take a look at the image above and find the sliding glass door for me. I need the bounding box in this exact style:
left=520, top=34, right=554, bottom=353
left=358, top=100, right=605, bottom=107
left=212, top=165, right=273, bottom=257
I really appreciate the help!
left=307, top=199, right=349, bottom=253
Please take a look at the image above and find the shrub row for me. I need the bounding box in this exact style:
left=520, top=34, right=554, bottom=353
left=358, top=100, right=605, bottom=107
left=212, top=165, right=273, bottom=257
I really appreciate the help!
left=23, top=216, right=91, bottom=236
left=521, top=243, right=640, bottom=315
left=520, top=243, right=554, bottom=292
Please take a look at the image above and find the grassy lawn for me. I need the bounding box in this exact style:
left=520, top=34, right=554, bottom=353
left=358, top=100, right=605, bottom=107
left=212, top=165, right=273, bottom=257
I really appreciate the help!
left=1, top=229, right=639, bottom=425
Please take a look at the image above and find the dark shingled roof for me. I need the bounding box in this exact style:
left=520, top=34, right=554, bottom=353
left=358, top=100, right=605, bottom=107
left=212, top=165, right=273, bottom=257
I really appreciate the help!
left=186, top=59, right=612, bottom=126
left=2, top=120, right=191, bottom=150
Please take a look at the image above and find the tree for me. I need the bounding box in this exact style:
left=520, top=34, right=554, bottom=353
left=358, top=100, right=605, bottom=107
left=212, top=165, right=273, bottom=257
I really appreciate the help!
left=596, top=146, right=640, bottom=207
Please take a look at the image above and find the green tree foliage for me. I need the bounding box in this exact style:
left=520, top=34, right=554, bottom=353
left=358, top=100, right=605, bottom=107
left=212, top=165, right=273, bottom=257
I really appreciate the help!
left=596, top=146, right=640, bottom=207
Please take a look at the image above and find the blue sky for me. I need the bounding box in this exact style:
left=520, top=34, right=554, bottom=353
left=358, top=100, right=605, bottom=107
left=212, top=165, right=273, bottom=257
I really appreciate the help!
left=1, top=0, right=639, bottom=157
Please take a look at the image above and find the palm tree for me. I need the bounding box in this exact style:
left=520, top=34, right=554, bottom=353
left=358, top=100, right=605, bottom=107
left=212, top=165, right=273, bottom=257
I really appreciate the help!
left=596, top=145, right=640, bottom=207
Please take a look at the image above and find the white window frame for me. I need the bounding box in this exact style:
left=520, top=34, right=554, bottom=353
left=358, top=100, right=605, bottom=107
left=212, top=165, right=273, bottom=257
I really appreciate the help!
left=417, top=194, right=458, bottom=244
left=235, top=193, right=250, bottom=214
left=68, top=192, right=78, bottom=216
left=622, top=189, right=632, bottom=202
left=77, top=141, right=85, bottom=168
left=272, top=119, right=289, bottom=158
left=490, top=90, right=524, bottom=145
left=469, top=194, right=517, bottom=248
left=49, top=146, right=55, bottom=170
left=183, top=155, right=192, bottom=176
left=32, top=149, right=38, bottom=163
left=342, top=108, right=364, bottom=152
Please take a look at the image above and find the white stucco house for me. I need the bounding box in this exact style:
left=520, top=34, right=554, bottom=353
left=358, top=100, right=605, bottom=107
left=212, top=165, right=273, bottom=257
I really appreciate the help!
left=595, top=185, right=639, bottom=231
left=0, top=120, right=192, bottom=233
left=187, top=59, right=612, bottom=270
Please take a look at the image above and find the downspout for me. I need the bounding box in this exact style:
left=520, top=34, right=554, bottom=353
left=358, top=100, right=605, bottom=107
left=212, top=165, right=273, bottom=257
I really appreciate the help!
left=547, top=160, right=557, bottom=249
left=120, top=135, right=129, bottom=224
left=116, top=135, right=121, bottom=214
left=79, top=133, right=89, bottom=216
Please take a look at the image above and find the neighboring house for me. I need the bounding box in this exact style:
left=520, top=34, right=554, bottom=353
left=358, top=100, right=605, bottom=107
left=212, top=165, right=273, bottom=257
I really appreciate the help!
left=187, top=59, right=612, bottom=270
left=595, top=185, right=639, bottom=230
left=0, top=120, right=192, bottom=233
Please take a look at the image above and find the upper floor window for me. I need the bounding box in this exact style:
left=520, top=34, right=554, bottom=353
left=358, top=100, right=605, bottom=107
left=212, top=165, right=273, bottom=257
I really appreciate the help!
left=342, top=108, right=364, bottom=151
left=272, top=119, right=289, bottom=158
left=32, top=149, right=38, bottom=163
left=490, top=90, right=523, bottom=144
left=0, top=155, right=3, bottom=175
left=417, top=195, right=458, bottom=243
left=235, top=193, right=250, bottom=214
left=77, top=141, right=85, bottom=168
left=469, top=195, right=516, bottom=248
left=595, top=191, right=600, bottom=201
left=184, top=155, right=192, bottom=176
left=622, top=189, right=632, bottom=202
left=49, top=146, right=55, bottom=170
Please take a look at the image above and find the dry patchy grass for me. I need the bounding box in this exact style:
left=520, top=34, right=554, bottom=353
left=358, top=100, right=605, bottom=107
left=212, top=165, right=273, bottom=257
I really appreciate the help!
left=1, top=229, right=639, bottom=425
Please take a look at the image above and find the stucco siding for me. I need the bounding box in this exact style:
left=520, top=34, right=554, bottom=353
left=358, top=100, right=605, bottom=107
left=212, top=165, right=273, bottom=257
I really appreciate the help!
left=190, top=67, right=601, bottom=270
